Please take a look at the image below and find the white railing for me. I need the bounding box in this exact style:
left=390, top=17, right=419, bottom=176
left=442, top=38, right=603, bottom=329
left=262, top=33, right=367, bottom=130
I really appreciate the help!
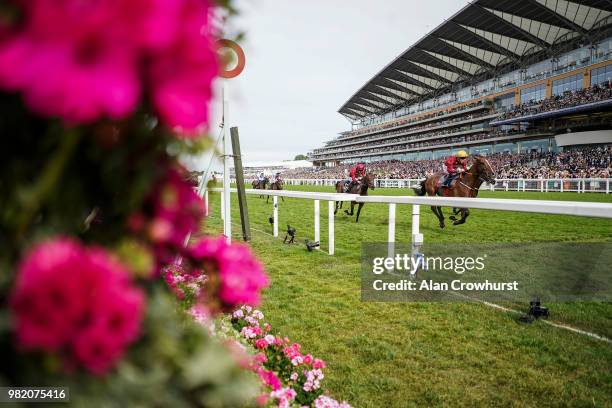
left=240, top=178, right=611, bottom=193
left=207, top=187, right=612, bottom=256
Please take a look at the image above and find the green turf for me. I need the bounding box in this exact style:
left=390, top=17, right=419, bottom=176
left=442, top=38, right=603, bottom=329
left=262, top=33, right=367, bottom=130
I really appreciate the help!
left=204, top=186, right=612, bottom=407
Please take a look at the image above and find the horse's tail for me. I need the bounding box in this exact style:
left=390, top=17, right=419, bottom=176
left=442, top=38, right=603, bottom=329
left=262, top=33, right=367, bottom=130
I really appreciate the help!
left=413, top=180, right=426, bottom=196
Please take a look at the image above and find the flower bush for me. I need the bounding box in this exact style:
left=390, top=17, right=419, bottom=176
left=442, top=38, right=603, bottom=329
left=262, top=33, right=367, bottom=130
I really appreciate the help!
left=219, top=306, right=352, bottom=408
left=0, top=0, right=266, bottom=405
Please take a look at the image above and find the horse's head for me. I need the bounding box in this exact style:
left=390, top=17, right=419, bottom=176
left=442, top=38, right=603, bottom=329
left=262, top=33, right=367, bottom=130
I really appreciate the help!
left=363, top=173, right=376, bottom=190
left=472, top=155, right=496, bottom=184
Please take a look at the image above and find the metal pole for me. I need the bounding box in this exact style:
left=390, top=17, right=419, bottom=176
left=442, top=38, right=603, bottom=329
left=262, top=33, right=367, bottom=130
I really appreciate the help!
left=388, top=203, right=396, bottom=260
left=328, top=201, right=334, bottom=255
left=230, top=127, right=251, bottom=241
left=220, top=191, right=225, bottom=220
left=204, top=190, right=209, bottom=217
left=411, top=204, right=423, bottom=273
left=314, top=200, right=320, bottom=243
left=222, top=81, right=231, bottom=243
left=273, top=196, right=278, bottom=238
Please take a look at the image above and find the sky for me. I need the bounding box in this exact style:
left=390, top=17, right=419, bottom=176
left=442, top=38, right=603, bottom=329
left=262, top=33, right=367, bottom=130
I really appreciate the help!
left=191, top=0, right=467, bottom=169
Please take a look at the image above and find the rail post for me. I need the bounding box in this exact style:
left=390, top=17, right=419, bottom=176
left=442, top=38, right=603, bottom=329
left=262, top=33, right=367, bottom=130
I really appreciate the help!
left=607, top=179, right=610, bottom=194
left=388, top=203, right=396, bottom=259
left=273, top=196, right=278, bottom=238
left=411, top=205, right=424, bottom=264
left=314, top=200, right=320, bottom=243
left=220, top=191, right=225, bottom=220
left=328, top=201, right=334, bottom=255
left=204, top=190, right=209, bottom=217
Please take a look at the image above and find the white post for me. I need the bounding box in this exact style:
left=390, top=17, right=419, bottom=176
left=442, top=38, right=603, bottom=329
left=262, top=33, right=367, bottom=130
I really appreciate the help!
left=607, top=179, right=610, bottom=194
left=220, top=191, right=225, bottom=220
left=545, top=179, right=548, bottom=192
left=222, top=80, right=231, bottom=244
left=273, top=196, right=278, bottom=238
left=328, top=201, right=334, bottom=255
left=204, top=189, right=209, bottom=217
left=388, top=203, right=396, bottom=260
left=314, top=200, right=320, bottom=243
left=561, top=179, right=564, bottom=193
left=540, top=180, right=544, bottom=192
left=411, top=205, right=423, bottom=273
left=388, top=204, right=396, bottom=243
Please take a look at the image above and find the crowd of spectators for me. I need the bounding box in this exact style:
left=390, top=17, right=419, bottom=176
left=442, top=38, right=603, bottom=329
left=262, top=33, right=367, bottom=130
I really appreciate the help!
left=311, top=130, right=514, bottom=161
left=286, top=146, right=611, bottom=180
left=318, top=110, right=496, bottom=153
left=338, top=101, right=486, bottom=139
left=498, top=82, right=612, bottom=121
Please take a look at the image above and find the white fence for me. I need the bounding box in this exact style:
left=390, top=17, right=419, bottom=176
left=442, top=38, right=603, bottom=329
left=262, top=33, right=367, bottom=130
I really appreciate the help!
left=273, top=178, right=611, bottom=194
left=207, top=187, right=612, bottom=256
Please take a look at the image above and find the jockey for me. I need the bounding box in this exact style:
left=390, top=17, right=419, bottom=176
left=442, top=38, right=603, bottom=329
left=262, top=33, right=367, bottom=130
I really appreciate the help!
left=345, top=162, right=366, bottom=192
left=443, top=150, right=469, bottom=188
left=257, top=172, right=265, bottom=182
left=273, top=171, right=282, bottom=183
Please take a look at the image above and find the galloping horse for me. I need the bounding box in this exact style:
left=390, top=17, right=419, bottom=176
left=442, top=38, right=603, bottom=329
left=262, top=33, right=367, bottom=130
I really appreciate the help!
left=413, top=155, right=495, bottom=228
left=266, top=179, right=284, bottom=204
left=334, top=173, right=376, bottom=223
left=252, top=177, right=269, bottom=198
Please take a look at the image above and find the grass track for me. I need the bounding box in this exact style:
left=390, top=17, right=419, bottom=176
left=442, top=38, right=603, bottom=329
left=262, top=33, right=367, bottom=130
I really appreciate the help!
left=204, top=186, right=612, bottom=407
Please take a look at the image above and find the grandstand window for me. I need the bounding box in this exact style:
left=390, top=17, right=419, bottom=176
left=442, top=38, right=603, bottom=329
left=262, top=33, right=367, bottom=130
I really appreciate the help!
left=590, top=65, right=612, bottom=86
left=552, top=74, right=583, bottom=96
left=521, top=84, right=546, bottom=103
left=494, top=143, right=517, bottom=154
left=494, top=93, right=515, bottom=111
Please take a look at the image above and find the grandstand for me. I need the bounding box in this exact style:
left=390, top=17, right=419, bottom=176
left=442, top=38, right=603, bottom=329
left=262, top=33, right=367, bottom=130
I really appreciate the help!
left=308, top=0, right=612, bottom=171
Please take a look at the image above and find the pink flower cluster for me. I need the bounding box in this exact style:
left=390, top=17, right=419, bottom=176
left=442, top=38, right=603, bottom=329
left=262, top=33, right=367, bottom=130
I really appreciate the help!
left=230, top=306, right=351, bottom=408
left=10, top=237, right=145, bottom=375
left=162, top=264, right=206, bottom=304
left=130, top=166, right=205, bottom=269
left=314, top=396, right=352, bottom=408
left=0, top=0, right=218, bottom=134
left=190, top=237, right=270, bottom=308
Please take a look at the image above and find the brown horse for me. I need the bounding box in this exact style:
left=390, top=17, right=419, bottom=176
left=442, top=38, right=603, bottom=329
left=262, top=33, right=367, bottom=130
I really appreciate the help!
left=266, top=179, right=284, bottom=204
left=413, top=155, right=495, bottom=228
left=252, top=177, right=269, bottom=198
left=334, top=173, right=376, bottom=223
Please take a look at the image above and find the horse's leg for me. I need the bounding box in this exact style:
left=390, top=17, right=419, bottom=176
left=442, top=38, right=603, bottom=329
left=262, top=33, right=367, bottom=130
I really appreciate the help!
left=281, top=195, right=285, bottom=202
left=452, top=208, right=469, bottom=225
left=355, top=203, right=364, bottom=223
left=430, top=205, right=445, bottom=229
left=334, top=201, right=339, bottom=215
left=345, top=201, right=354, bottom=216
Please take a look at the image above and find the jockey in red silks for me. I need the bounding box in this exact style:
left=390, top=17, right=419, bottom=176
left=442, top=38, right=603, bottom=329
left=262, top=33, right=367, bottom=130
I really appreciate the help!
left=442, top=150, right=469, bottom=187
left=345, top=162, right=366, bottom=192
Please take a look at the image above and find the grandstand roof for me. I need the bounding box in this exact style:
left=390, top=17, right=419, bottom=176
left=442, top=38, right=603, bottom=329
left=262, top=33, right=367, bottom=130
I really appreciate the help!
left=339, top=0, right=612, bottom=120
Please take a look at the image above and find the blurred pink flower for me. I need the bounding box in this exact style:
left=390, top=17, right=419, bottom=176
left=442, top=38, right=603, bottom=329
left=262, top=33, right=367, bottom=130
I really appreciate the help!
left=0, top=0, right=218, bottom=133
left=10, top=237, right=145, bottom=375
left=189, top=237, right=270, bottom=308
left=258, top=368, right=281, bottom=391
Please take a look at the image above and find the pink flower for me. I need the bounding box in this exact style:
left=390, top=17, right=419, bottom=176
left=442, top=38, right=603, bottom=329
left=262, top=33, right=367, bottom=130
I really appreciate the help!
left=314, top=396, right=352, bottom=408
left=258, top=368, right=281, bottom=391
left=254, top=353, right=268, bottom=364
left=139, top=166, right=204, bottom=269
left=255, top=338, right=268, bottom=349
left=0, top=0, right=218, bottom=133
left=303, top=354, right=313, bottom=365
left=264, top=334, right=275, bottom=345
left=313, top=358, right=327, bottom=370
left=189, top=237, right=269, bottom=308
left=10, top=237, right=145, bottom=374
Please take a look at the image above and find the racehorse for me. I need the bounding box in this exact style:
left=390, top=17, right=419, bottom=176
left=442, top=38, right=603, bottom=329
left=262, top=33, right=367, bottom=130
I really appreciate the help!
left=412, top=155, right=495, bottom=228
left=252, top=177, right=269, bottom=198
left=266, top=179, right=284, bottom=204
left=334, top=173, right=376, bottom=223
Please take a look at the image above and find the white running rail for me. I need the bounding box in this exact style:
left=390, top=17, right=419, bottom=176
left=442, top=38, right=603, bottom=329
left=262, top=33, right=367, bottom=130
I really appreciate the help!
left=241, top=178, right=611, bottom=194
left=207, top=187, right=612, bottom=256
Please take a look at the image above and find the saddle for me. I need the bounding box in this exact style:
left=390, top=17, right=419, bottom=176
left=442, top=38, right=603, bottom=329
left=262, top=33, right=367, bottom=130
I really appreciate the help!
left=437, top=174, right=459, bottom=196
